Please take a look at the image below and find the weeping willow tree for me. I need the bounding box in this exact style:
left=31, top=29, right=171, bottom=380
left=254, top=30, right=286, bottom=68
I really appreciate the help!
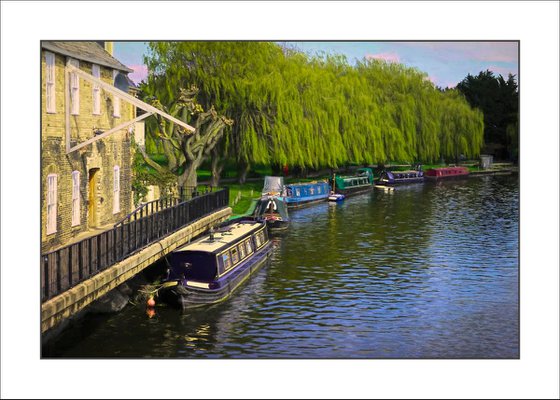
left=142, top=42, right=484, bottom=183
left=144, top=42, right=285, bottom=183
left=138, top=84, right=233, bottom=188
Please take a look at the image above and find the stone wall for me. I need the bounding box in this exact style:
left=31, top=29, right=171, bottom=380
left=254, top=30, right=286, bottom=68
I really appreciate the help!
left=41, top=50, right=135, bottom=253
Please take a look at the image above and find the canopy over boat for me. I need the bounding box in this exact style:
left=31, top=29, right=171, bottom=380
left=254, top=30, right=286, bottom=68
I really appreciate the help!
left=254, top=196, right=290, bottom=221
left=262, top=176, right=285, bottom=195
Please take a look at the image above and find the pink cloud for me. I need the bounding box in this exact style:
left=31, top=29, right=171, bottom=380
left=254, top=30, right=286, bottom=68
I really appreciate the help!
left=366, top=52, right=400, bottom=63
left=487, top=65, right=516, bottom=77
left=424, top=75, right=438, bottom=85
left=128, top=64, right=148, bottom=84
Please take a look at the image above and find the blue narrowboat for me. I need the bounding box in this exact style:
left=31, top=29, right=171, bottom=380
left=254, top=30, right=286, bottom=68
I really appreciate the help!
left=160, top=219, right=272, bottom=308
left=284, top=181, right=331, bottom=208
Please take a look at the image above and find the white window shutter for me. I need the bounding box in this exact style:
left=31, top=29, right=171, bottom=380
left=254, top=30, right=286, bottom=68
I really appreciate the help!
left=45, top=52, right=56, bottom=113
left=69, top=58, right=80, bottom=115
left=112, top=70, right=120, bottom=117
left=92, top=64, right=101, bottom=115
left=46, top=174, right=58, bottom=234
left=71, top=171, right=80, bottom=226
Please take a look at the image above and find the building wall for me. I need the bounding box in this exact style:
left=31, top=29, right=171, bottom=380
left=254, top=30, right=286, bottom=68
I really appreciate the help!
left=41, top=50, right=135, bottom=253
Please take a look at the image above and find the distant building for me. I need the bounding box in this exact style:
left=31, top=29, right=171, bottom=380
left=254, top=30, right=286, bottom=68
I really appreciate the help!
left=41, top=41, right=137, bottom=253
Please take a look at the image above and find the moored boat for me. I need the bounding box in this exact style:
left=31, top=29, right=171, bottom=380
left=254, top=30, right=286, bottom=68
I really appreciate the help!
left=328, top=192, right=345, bottom=202
left=253, top=195, right=290, bottom=232
left=284, top=180, right=330, bottom=208
left=333, top=168, right=374, bottom=196
left=376, top=165, right=424, bottom=185
left=160, top=219, right=272, bottom=308
left=424, top=166, right=469, bottom=180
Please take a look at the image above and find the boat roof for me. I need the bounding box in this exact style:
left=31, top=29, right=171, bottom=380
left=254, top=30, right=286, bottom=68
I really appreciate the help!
left=175, top=221, right=263, bottom=254
left=429, top=166, right=468, bottom=170
left=389, top=170, right=420, bottom=174
left=286, top=180, right=328, bottom=187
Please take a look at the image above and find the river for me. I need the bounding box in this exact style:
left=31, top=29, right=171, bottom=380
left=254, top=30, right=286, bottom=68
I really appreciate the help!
left=43, top=174, right=519, bottom=358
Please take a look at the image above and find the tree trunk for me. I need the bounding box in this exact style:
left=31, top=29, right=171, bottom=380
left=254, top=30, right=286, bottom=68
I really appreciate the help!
left=162, top=140, right=178, bottom=171
left=237, top=161, right=251, bottom=184
left=210, top=149, right=223, bottom=188
left=179, top=161, right=200, bottom=195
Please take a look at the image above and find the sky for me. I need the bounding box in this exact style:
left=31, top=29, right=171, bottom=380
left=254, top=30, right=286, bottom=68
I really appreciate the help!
left=114, top=41, right=519, bottom=89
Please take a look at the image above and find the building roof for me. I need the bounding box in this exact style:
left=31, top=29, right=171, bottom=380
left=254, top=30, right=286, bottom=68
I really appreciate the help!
left=41, top=41, right=133, bottom=73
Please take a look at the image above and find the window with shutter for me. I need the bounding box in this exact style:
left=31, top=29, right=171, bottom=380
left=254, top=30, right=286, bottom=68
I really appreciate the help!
left=92, top=64, right=101, bottom=115
left=112, top=70, right=120, bottom=117
left=71, top=171, right=80, bottom=226
left=46, top=174, right=58, bottom=234
left=69, top=58, right=80, bottom=115
left=45, top=52, right=56, bottom=113
left=113, top=166, right=120, bottom=213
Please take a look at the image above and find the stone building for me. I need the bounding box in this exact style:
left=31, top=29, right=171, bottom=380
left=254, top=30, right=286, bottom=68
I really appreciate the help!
left=41, top=41, right=136, bottom=253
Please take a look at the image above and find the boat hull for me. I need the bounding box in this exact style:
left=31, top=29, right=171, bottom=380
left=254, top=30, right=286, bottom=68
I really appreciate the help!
left=424, top=167, right=469, bottom=180
left=335, top=184, right=373, bottom=197
left=161, top=242, right=273, bottom=309
left=285, top=195, right=329, bottom=209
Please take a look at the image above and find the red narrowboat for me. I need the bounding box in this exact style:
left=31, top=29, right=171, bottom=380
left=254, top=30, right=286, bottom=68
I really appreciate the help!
left=424, top=166, right=469, bottom=180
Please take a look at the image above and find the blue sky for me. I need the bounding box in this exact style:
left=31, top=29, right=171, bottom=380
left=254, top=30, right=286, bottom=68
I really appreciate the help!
left=115, top=41, right=518, bottom=89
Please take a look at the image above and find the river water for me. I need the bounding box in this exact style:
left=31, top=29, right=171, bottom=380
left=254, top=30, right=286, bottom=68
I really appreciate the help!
left=44, top=174, right=519, bottom=359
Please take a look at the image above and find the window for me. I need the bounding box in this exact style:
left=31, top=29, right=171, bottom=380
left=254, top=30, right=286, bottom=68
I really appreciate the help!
left=222, top=252, right=231, bottom=271
left=113, top=166, right=120, bottom=213
left=255, top=232, right=262, bottom=247
left=231, top=247, right=239, bottom=265
left=68, top=58, right=80, bottom=115
left=46, top=174, right=57, bottom=234
left=245, top=240, right=253, bottom=255
left=71, top=171, right=80, bottom=226
left=92, top=64, right=101, bottom=115
left=239, top=244, right=246, bottom=259
left=45, top=52, right=56, bottom=113
left=112, top=70, right=120, bottom=117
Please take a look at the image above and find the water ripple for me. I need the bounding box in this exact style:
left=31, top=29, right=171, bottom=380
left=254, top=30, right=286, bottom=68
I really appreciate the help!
left=46, top=175, right=519, bottom=359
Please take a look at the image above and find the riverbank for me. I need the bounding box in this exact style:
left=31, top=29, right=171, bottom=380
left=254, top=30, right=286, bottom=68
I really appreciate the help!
left=212, top=161, right=517, bottom=216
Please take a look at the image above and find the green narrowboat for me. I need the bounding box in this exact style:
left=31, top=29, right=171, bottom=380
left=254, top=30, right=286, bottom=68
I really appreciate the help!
left=333, top=168, right=375, bottom=196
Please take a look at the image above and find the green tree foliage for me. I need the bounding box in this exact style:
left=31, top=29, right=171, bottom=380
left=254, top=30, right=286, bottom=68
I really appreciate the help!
left=456, top=70, right=519, bottom=161
left=138, top=84, right=233, bottom=188
left=142, top=42, right=485, bottom=184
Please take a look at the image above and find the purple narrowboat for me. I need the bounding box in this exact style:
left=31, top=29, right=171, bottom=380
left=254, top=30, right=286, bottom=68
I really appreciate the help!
left=160, top=219, right=272, bottom=308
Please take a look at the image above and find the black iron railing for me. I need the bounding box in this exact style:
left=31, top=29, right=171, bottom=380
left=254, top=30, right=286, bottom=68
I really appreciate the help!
left=41, top=188, right=229, bottom=302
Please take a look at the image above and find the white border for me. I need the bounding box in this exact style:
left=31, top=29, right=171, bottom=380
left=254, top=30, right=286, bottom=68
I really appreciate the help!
left=1, top=1, right=559, bottom=399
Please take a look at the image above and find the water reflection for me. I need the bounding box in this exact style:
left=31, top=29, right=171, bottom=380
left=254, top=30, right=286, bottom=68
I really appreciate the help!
left=45, top=175, right=519, bottom=358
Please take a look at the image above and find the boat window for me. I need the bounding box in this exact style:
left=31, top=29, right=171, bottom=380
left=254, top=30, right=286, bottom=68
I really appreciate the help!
left=296, top=189, right=300, bottom=197
left=287, top=188, right=292, bottom=196
left=255, top=233, right=262, bottom=247
left=239, top=243, right=246, bottom=259
left=259, top=231, right=264, bottom=245
left=222, top=252, right=232, bottom=271
left=245, top=240, right=253, bottom=255
left=231, top=247, right=239, bottom=265
left=310, top=187, right=315, bottom=195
